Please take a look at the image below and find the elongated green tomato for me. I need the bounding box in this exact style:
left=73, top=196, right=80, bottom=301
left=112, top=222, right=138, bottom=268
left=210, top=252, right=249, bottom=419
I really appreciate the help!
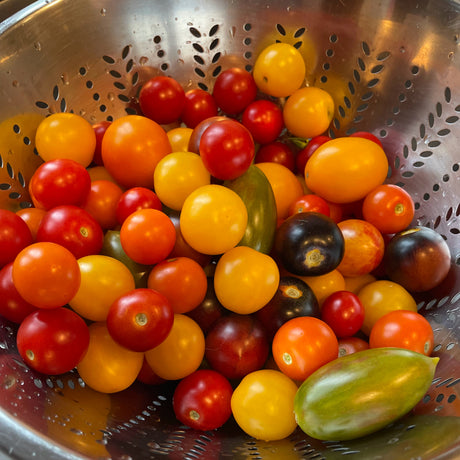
left=231, top=369, right=298, bottom=441
left=180, top=184, right=248, bottom=255
left=224, top=165, right=277, bottom=254
left=294, top=347, right=439, bottom=441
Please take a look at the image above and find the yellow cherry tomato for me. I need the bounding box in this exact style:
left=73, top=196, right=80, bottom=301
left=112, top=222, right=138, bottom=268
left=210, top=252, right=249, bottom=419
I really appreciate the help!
left=166, top=127, right=193, bottom=152
left=255, top=162, right=304, bottom=220
left=305, top=137, right=389, bottom=204
left=283, top=86, right=334, bottom=139
left=231, top=369, right=298, bottom=441
left=145, top=314, right=205, bottom=380
left=180, top=184, right=248, bottom=255
left=253, top=43, right=306, bottom=98
left=35, top=113, right=96, bottom=167
left=358, top=280, right=418, bottom=336
left=298, top=269, right=346, bottom=307
left=344, top=273, right=377, bottom=294
left=153, top=151, right=210, bottom=210
left=69, top=255, right=136, bottom=321
left=86, top=165, right=118, bottom=183
left=214, top=246, right=280, bottom=314
left=77, top=322, right=144, bottom=394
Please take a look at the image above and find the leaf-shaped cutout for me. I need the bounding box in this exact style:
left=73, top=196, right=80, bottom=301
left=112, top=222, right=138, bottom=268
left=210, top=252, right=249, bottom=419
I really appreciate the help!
left=402, top=171, right=414, bottom=178
left=294, top=27, right=305, bottom=38
left=371, top=64, right=384, bottom=73
left=209, top=24, right=219, bottom=36
left=103, top=55, right=116, bottom=64
left=436, top=102, right=442, bottom=117
left=420, top=151, right=433, bottom=158
left=361, top=41, right=370, bottom=55
left=36, top=101, right=48, bottom=109
left=437, top=128, right=451, bottom=136
left=53, top=85, right=59, bottom=101
left=276, top=24, right=286, bottom=35
left=357, top=57, right=365, bottom=71
left=446, top=116, right=459, bottom=124
left=444, top=87, right=451, bottom=103
left=376, top=51, right=391, bottom=61
left=122, top=45, right=130, bottom=59
left=189, top=27, right=201, bottom=38
left=413, top=161, right=424, bottom=167
left=193, top=43, right=204, bottom=53
left=367, top=78, right=379, bottom=88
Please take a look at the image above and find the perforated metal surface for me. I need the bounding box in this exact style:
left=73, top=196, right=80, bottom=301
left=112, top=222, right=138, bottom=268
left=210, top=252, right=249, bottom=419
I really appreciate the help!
left=0, top=0, right=459, bottom=458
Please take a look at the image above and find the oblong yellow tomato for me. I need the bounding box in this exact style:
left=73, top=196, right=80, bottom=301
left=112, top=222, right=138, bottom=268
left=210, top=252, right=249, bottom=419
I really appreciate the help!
left=253, top=43, right=306, bottom=98
left=69, top=255, right=136, bottom=321
left=283, top=86, right=334, bottom=139
left=77, top=322, right=143, bottom=393
left=153, top=151, right=210, bottom=210
left=180, top=184, right=248, bottom=255
left=305, top=137, right=389, bottom=203
left=358, top=280, right=418, bottom=336
left=214, top=246, right=280, bottom=314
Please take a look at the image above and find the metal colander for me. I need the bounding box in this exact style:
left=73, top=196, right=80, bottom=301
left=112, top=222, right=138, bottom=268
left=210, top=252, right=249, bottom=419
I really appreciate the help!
left=0, top=0, right=459, bottom=458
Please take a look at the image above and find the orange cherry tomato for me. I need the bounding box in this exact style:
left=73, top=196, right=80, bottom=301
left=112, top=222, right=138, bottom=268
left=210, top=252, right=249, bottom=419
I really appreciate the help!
left=16, top=208, right=46, bottom=241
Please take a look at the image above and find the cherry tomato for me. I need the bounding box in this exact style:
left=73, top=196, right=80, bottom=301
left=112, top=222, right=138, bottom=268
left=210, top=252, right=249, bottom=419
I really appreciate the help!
left=362, top=184, right=415, bottom=234
left=199, top=119, right=255, bottom=180
left=139, top=76, right=185, bottom=125
left=12, top=242, right=80, bottom=309
left=101, top=115, right=171, bottom=189
left=295, top=135, right=331, bottom=175
left=0, top=262, right=38, bottom=323
left=77, top=321, right=144, bottom=393
left=283, top=87, right=334, bottom=139
left=288, top=194, right=330, bottom=217
left=35, top=113, right=96, bottom=167
left=350, top=131, right=383, bottom=148
left=231, top=369, right=298, bottom=441
left=212, top=67, right=257, bottom=115
left=69, top=254, right=136, bottom=321
left=253, top=43, right=306, bottom=98
left=36, top=205, right=104, bottom=259
left=120, top=208, right=176, bottom=265
left=242, top=99, right=284, bottom=145
left=29, top=158, right=91, bottom=210
left=255, top=162, right=304, bottom=220
left=338, top=336, right=369, bottom=357
left=187, top=116, right=227, bottom=154
left=153, top=152, right=210, bottom=210
left=136, top=356, right=165, bottom=385
left=82, top=179, right=124, bottom=230
left=166, top=127, right=194, bottom=152
left=205, top=313, right=269, bottom=380
left=321, top=290, right=365, bottom=338
left=147, top=257, right=207, bottom=314
left=305, top=137, right=389, bottom=204
left=116, top=187, right=162, bottom=225
left=214, top=246, right=279, bottom=314
left=299, top=269, right=346, bottom=307
left=181, top=88, right=218, bottom=128
left=358, top=280, right=418, bottom=335
left=106, top=288, right=174, bottom=352
left=343, top=273, right=376, bottom=294
left=173, top=369, right=233, bottom=431
left=16, top=207, right=46, bottom=241
left=369, top=310, right=434, bottom=355
left=17, top=307, right=89, bottom=375
left=255, top=141, right=296, bottom=172
left=92, top=120, right=112, bottom=166
left=87, top=165, right=117, bottom=183
left=0, top=209, right=33, bottom=268
left=337, top=219, right=385, bottom=277
left=272, top=316, right=338, bottom=381
left=145, top=314, right=205, bottom=380
left=180, top=184, right=247, bottom=255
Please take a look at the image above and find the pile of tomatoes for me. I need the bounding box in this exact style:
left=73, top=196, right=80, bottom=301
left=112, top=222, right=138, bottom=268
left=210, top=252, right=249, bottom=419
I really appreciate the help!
left=0, top=42, right=452, bottom=441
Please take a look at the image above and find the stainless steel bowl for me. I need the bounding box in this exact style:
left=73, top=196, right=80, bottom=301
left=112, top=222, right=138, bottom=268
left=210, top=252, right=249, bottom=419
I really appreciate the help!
left=0, top=0, right=459, bottom=458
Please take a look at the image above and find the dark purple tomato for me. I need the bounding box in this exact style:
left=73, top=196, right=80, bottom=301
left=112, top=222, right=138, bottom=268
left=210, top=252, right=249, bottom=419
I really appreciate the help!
left=274, top=212, right=345, bottom=276
left=255, top=276, right=319, bottom=340
left=187, top=116, right=228, bottom=154
left=384, top=226, right=452, bottom=292
left=205, top=313, right=269, bottom=380
left=186, top=278, right=227, bottom=333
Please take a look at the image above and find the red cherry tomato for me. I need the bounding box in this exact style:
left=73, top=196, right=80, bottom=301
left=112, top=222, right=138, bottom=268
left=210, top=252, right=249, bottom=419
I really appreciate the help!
left=106, top=288, right=174, bottom=352
left=199, top=119, right=255, bottom=180
left=181, top=88, right=218, bottom=128
left=350, top=131, right=383, bottom=148
left=0, top=263, right=38, bottom=323
left=16, top=307, right=89, bottom=375
left=369, top=310, right=434, bottom=356
left=28, top=158, right=91, bottom=210
left=187, top=116, right=227, bottom=154
left=173, top=369, right=233, bottom=431
left=92, top=121, right=111, bottom=166
left=116, top=187, right=162, bottom=225
left=242, top=99, right=284, bottom=145
left=36, top=205, right=104, bottom=259
left=0, top=209, right=33, bottom=268
left=255, top=141, right=296, bottom=172
left=295, top=135, right=331, bottom=175
left=288, top=194, right=330, bottom=217
left=139, top=76, right=185, bottom=125
left=338, top=336, right=369, bottom=357
left=212, top=67, right=257, bottom=115
left=320, top=290, right=365, bottom=338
